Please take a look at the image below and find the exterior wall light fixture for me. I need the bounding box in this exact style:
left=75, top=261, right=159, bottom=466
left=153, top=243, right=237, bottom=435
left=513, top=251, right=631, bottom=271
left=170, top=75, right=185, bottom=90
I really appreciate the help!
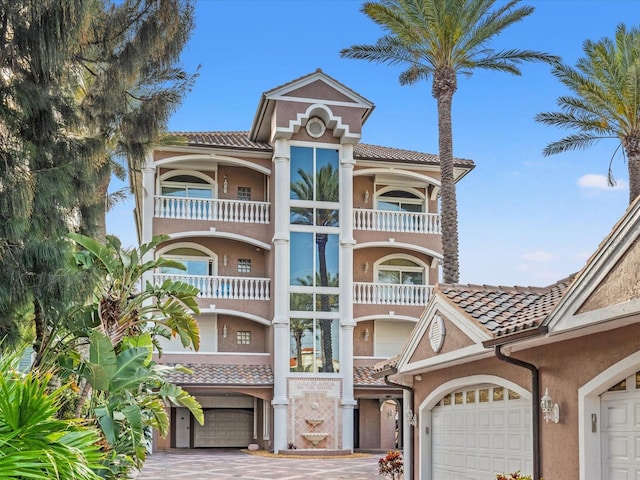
left=223, top=254, right=228, bottom=266
left=363, top=261, right=369, bottom=273
left=540, top=388, right=560, bottom=423
left=363, top=189, right=370, bottom=203
left=406, top=409, right=417, bottom=427
left=363, top=328, right=370, bottom=341
left=222, top=324, right=228, bottom=338
left=223, top=174, right=228, bottom=194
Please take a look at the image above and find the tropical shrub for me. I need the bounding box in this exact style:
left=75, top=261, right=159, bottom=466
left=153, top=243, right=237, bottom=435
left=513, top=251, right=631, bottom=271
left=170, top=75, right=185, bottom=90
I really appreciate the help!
left=496, top=471, right=536, bottom=480
left=0, top=350, right=104, bottom=479
left=38, top=234, right=205, bottom=479
left=378, top=450, right=404, bottom=479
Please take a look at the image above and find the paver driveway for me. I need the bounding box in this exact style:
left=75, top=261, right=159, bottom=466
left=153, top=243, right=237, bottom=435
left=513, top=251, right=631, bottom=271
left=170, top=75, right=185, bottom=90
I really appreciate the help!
left=133, top=449, right=381, bottom=479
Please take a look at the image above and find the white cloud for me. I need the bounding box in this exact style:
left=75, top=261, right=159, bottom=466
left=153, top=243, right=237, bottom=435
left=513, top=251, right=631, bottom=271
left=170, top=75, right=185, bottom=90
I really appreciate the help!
left=522, top=250, right=554, bottom=262
left=577, top=174, right=627, bottom=190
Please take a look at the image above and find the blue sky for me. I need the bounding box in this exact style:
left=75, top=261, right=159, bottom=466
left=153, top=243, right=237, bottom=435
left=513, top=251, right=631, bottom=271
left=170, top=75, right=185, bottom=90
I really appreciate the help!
left=107, top=0, right=639, bottom=287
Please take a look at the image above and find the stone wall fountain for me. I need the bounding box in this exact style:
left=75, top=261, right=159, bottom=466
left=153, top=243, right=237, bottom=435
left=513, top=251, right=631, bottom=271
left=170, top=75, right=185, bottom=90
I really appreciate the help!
left=302, top=414, right=328, bottom=447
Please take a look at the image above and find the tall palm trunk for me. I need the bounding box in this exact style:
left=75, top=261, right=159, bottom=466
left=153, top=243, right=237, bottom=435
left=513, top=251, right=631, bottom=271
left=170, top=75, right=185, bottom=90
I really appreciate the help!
left=435, top=68, right=459, bottom=284
left=625, top=135, right=640, bottom=203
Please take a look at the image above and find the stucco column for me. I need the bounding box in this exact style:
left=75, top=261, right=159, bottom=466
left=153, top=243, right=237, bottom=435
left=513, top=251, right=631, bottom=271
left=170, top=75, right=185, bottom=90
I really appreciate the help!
left=271, top=137, right=290, bottom=453
left=141, top=156, right=156, bottom=288
left=403, top=388, right=413, bottom=480
left=340, top=143, right=356, bottom=451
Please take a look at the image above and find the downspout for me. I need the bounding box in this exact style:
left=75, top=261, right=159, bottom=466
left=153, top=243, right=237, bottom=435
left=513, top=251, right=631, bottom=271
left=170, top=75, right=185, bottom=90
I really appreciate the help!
left=494, top=345, right=541, bottom=480
left=383, top=369, right=414, bottom=480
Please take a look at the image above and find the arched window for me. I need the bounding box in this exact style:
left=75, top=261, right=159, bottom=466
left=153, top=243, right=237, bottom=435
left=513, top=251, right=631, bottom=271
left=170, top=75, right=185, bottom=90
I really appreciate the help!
left=161, top=174, right=214, bottom=199
left=376, top=189, right=423, bottom=213
left=159, top=247, right=216, bottom=276
left=376, top=257, right=424, bottom=285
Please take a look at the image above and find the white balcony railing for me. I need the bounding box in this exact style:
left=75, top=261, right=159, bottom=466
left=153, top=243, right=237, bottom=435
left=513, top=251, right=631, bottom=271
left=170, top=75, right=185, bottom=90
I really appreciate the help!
left=353, top=282, right=432, bottom=306
left=353, top=208, right=441, bottom=234
left=155, top=273, right=270, bottom=300
left=155, top=196, right=270, bottom=223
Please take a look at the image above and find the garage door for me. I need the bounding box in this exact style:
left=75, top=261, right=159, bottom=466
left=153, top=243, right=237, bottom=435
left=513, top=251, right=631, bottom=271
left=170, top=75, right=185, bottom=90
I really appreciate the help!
left=194, top=409, right=253, bottom=447
left=601, top=373, right=640, bottom=479
left=431, top=385, right=532, bottom=480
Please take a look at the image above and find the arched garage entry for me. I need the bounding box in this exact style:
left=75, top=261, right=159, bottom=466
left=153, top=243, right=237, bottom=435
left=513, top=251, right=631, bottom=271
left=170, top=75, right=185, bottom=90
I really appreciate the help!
left=418, top=375, right=532, bottom=480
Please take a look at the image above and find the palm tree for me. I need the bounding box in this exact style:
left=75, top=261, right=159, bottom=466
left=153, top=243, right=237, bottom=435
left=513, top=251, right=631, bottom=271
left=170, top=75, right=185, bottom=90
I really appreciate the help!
left=341, top=0, right=558, bottom=283
left=536, top=24, right=640, bottom=204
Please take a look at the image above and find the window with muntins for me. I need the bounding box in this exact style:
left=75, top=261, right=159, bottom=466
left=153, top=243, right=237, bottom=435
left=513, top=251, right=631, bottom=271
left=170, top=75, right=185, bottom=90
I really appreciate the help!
left=289, top=146, right=340, bottom=374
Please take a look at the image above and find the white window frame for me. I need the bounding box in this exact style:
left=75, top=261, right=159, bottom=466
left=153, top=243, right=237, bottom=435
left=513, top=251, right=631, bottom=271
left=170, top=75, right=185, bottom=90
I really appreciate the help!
left=374, top=186, right=425, bottom=212
left=159, top=169, right=217, bottom=198
left=156, top=242, right=218, bottom=276
left=374, top=253, right=427, bottom=285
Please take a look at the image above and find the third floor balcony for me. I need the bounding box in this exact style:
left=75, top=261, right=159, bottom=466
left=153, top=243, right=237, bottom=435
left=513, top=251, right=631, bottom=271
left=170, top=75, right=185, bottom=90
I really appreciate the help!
left=155, top=196, right=270, bottom=224
left=353, top=208, right=440, bottom=234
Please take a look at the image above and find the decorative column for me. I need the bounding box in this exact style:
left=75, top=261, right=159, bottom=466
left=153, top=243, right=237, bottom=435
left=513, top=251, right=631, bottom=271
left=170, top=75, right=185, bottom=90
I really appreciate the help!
left=271, top=137, right=290, bottom=453
left=339, top=143, right=356, bottom=451
left=141, top=155, right=156, bottom=287
left=403, top=388, right=413, bottom=480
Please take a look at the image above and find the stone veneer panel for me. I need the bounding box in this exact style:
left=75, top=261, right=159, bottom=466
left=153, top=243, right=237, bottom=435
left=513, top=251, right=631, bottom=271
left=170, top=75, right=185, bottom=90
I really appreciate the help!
left=287, top=378, right=343, bottom=450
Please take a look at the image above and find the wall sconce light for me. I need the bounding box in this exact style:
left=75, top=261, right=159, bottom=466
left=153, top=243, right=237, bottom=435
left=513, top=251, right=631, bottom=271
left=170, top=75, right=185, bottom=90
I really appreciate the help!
left=222, top=324, right=228, bottom=338
left=223, top=174, right=228, bottom=194
left=223, top=254, right=228, bottom=266
left=414, top=374, right=422, bottom=382
left=406, top=409, right=417, bottom=427
left=363, top=261, right=369, bottom=273
left=363, top=189, right=370, bottom=203
left=363, top=328, right=370, bottom=341
left=540, top=388, right=560, bottom=423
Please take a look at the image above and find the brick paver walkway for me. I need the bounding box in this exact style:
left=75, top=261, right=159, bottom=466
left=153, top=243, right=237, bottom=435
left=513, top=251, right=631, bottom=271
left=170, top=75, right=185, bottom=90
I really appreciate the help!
left=133, top=449, right=381, bottom=479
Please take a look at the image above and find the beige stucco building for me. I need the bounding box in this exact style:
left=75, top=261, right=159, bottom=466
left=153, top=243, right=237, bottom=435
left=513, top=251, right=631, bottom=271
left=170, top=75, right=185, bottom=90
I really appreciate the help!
left=132, top=70, right=473, bottom=456
left=382, top=196, right=640, bottom=479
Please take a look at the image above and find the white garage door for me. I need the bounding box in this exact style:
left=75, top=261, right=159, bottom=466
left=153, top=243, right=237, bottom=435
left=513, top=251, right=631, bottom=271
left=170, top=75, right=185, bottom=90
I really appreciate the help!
left=431, top=385, right=532, bottom=480
left=601, top=373, right=640, bottom=480
left=194, top=409, right=253, bottom=447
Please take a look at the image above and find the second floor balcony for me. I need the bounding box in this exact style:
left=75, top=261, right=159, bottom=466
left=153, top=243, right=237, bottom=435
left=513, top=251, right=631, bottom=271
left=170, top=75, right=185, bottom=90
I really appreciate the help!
left=354, top=208, right=440, bottom=234
left=155, top=195, right=270, bottom=224
left=155, top=273, right=271, bottom=301
left=353, top=282, right=433, bottom=306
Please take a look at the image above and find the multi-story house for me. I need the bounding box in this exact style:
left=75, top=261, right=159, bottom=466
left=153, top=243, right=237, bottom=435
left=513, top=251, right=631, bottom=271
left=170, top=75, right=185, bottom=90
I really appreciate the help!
left=132, top=69, right=474, bottom=453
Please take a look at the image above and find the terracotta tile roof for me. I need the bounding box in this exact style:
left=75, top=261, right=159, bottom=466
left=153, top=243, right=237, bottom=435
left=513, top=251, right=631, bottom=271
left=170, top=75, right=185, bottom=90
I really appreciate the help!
left=171, top=131, right=474, bottom=168
left=163, top=363, right=387, bottom=387
left=171, top=131, right=272, bottom=151
left=354, top=365, right=388, bottom=386
left=372, top=356, right=399, bottom=375
left=438, top=275, right=575, bottom=338
left=164, top=363, right=273, bottom=386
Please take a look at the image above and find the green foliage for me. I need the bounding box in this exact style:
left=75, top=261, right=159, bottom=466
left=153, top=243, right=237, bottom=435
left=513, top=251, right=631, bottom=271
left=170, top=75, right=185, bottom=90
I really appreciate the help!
left=54, top=234, right=204, bottom=478
left=0, top=350, right=103, bottom=479
left=341, top=0, right=558, bottom=283
left=536, top=23, right=640, bottom=203
left=69, top=233, right=200, bottom=351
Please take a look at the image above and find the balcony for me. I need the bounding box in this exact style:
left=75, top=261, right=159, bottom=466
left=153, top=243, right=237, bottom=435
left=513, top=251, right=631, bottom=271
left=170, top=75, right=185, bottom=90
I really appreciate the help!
left=155, top=196, right=270, bottom=223
left=353, top=282, right=432, bottom=306
left=353, top=208, right=440, bottom=234
left=154, top=273, right=270, bottom=301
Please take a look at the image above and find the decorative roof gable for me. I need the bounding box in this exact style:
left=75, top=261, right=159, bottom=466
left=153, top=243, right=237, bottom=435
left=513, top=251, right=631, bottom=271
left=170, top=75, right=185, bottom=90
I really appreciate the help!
left=544, top=196, right=640, bottom=334
left=249, top=69, right=374, bottom=143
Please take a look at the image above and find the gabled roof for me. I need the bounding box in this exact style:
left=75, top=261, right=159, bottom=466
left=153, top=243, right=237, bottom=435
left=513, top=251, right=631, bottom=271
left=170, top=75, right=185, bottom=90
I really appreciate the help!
left=169, top=131, right=475, bottom=170
left=393, top=197, right=640, bottom=378
left=543, top=195, right=640, bottom=333
left=250, top=69, right=375, bottom=142
left=439, top=276, right=574, bottom=340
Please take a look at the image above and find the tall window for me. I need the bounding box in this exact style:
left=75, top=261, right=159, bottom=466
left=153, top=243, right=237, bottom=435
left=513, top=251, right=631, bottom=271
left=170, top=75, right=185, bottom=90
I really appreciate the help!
left=160, top=173, right=214, bottom=219
left=289, top=146, right=340, bottom=373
